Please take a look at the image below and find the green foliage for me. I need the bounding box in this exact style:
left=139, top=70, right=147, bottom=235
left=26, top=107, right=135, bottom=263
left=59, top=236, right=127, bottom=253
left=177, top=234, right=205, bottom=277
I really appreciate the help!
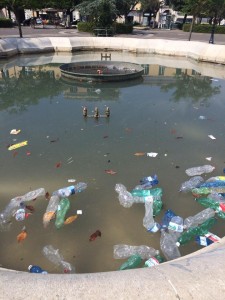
left=77, top=21, right=95, bottom=32
left=0, top=18, right=13, bottom=27
left=113, top=22, right=133, bottom=33
left=183, top=23, right=225, bottom=33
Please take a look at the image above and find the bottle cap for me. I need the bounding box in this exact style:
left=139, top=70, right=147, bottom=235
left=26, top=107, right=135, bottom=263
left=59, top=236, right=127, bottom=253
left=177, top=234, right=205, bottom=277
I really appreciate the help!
left=28, top=265, right=33, bottom=271
left=176, top=242, right=180, bottom=247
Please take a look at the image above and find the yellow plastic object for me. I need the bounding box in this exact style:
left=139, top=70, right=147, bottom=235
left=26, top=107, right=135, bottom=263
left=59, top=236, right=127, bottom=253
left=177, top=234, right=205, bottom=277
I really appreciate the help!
left=8, top=140, right=28, bottom=151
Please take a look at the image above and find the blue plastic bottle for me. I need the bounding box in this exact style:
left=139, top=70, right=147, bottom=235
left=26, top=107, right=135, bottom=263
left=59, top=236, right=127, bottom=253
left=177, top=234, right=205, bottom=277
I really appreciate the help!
left=160, top=209, right=177, bottom=230
left=28, top=265, right=48, bottom=274
left=140, top=174, right=158, bottom=186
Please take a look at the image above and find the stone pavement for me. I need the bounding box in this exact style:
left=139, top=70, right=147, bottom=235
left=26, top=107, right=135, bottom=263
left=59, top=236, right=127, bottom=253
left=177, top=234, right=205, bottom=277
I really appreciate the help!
left=1, top=25, right=225, bottom=44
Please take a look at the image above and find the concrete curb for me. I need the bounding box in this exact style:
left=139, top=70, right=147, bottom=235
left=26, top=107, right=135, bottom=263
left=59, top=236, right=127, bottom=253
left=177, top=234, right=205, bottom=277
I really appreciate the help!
left=1, top=37, right=225, bottom=65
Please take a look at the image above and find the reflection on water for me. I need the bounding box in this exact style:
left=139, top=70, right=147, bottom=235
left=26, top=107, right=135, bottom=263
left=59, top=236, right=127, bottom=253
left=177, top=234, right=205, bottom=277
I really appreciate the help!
left=0, top=53, right=225, bottom=274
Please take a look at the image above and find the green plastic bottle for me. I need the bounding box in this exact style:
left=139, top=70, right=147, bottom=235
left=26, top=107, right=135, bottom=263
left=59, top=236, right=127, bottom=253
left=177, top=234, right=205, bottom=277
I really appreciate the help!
left=192, top=187, right=225, bottom=197
left=119, top=254, right=142, bottom=270
left=144, top=255, right=164, bottom=268
left=176, top=217, right=217, bottom=246
left=55, top=198, right=70, bottom=229
left=131, top=188, right=163, bottom=216
left=196, top=198, right=225, bottom=219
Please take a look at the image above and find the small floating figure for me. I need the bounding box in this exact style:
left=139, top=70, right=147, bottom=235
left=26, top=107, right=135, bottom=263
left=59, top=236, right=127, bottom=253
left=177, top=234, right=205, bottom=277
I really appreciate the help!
left=83, top=107, right=110, bottom=118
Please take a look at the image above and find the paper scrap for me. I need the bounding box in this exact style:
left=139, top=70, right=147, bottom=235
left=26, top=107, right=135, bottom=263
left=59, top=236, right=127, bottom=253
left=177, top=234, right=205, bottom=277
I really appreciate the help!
left=77, top=210, right=82, bottom=215
left=147, top=152, right=158, bottom=157
left=8, top=141, right=28, bottom=151
left=206, top=157, right=212, bottom=161
left=68, top=179, right=76, bottom=183
left=10, top=129, right=21, bottom=135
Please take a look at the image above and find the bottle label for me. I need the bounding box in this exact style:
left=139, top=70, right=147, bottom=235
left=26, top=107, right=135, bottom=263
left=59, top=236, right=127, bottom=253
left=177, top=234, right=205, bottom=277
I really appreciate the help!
left=199, top=236, right=208, bottom=246
left=219, top=203, right=225, bottom=212
left=145, top=257, right=159, bottom=267
left=205, top=232, right=221, bottom=242
left=148, top=223, right=160, bottom=233
left=168, top=221, right=183, bottom=232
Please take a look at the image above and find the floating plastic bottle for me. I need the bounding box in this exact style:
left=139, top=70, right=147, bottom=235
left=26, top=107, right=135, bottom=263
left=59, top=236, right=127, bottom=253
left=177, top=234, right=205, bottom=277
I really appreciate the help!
left=196, top=198, right=225, bottom=219
left=176, top=217, right=217, bottom=247
left=144, top=255, right=164, bottom=268
left=200, top=181, right=225, bottom=188
left=185, top=165, right=215, bottom=176
left=42, top=245, right=75, bottom=273
left=179, top=176, right=204, bottom=192
left=195, top=232, right=221, bottom=247
left=53, top=182, right=87, bottom=198
left=113, top=244, right=159, bottom=260
left=160, top=230, right=181, bottom=261
left=140, top=174, right=158, bottom=186
left=192, top=186, right=225, bottom=197
left=206, top=176, right=225, bottom=182
left=184, top=208, right=215, bottom=229
left=168, top=216, right=184, bottom=233
left=143, top=196, right=155, bottom=231
left=207, top=192, right=225, bottom=203
left=160, top=209, right=177, bottom=230
left=119, top=254, right=142, bottom=270
left=115, top=184, right=144, bottom=208
left=55, top=198, right=70, bottom=229
left=43, top=195, right=60, bottom=228
left=28, top=265, right=48, bottom=274
left=0, top=188, right=45, bottom=231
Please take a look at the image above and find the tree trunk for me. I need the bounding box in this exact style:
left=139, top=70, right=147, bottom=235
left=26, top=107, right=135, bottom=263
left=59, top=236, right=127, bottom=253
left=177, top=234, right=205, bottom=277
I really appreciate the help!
left=188, top=15, right=195, bottom=41
left=14, top=8, right=23, bottom=38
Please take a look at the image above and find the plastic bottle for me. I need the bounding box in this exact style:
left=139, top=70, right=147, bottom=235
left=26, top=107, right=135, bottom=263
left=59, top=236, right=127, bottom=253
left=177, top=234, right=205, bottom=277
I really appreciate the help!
left=143, top=196, right=155, bottom=231
left=144, top=255, right=164, bottom=268
left=28, top=265, right=48, bottom=274
left=42, top=245, right=75, bottom=273
left=207, top=192, right=225, bottom=203
left=179, top=176, right=204, bottom=192
left=160, top=230, right=181, bottom=261
left=55, top=198, right=70, bottom=229
left=195, top=232, right=221, bottom=247
left=192, top=186, right=225, bottom=197
left=140, top=174, right=158, bottom=186
left=160, top=209, right=177, bottom=230
left=113, top=244, right=159, bottom=260
left=43, top=195, right=60, bottom=228
left=200, top=181, right=225, bottom=188
left=168, top=216, right=184, bottom=232
left=176, top=217, right=217, bottom=246
left=206, top=176, right=225, bottom=182
left=53, top=182, right=87, bottom=198
left=184, top=208, right=215, bottom=229
left=185, top=165, right=215, bottom=176
left=0, top=188, right=45, bottom=230
left=196, top=197, right=225, bottom=219
left=119, top=254, right=142, bottom=270
left=115, top=184, right=144, bottom=208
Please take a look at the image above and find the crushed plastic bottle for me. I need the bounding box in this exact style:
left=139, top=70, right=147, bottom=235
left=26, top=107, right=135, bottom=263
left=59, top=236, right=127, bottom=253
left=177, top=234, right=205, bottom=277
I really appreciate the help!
left=185, top=165, right=215, bottom=176
left=119, top=254, right=142, bottom=270
left=55, top=198, right=70, bottom=229
left=43, top=195, right=60, bottom=228
left=160, top=230, right=181, bottom=261
left=179, top=176, right=204, bottom=192
left=160, top=209, right=177, bottom=230
left=28, top=265, right=48, bottom=274
left=53, top=182, right=87, bottom=198
left=115, top=184, right=144, bottom=208
left=113, top=244, right=159, bottom=260
left=144, top=255, right=164, bottom=268
left=143, top=196, right=155, bottom=231
left=42, top=245, right=75, bottom=273
left=184, top=208, right=215, bottom=229
left=0, top=188, right=45, bottom=231
left=176, top=217, right=217, bottom=247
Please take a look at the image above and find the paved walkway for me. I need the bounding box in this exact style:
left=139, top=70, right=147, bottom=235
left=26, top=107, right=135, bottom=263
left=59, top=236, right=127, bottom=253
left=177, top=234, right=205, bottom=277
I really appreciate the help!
left=1, top=26, right=225, bottom=44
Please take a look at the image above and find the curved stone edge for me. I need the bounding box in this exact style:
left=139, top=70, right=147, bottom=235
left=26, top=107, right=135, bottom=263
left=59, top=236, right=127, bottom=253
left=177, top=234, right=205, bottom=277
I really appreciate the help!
left=0, top=238, right=225, bottom=299
left=1, top=37, right=225, bottom=65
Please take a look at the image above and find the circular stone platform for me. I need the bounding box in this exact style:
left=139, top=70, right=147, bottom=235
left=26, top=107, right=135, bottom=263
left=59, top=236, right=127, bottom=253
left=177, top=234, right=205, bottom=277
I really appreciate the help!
left=59, top=61, right=144, bottom=82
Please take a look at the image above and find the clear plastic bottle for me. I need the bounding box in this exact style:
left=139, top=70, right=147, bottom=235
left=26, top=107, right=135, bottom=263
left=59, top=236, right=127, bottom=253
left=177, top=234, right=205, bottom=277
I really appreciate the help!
left=196, top=197, right=225, bottom=219
left=200, top=181, right=225, bottom=188
left=113, top=244, right=159, bottom=260
left=168, top=216, right=184, bottom=233
left=160, top=209, right=177, bottom=230
left=143, top=196, right=155, bottom=231
left=115, top=184, right=143, bottom=208
left=119, top=254, right=142, bottom=270
left=55, top=198, right=70, bottom=229
left=185, top=165, right=215, bottom=176
left=42, top=245, right=75, bottom=273
left=53, top=182, right=87, bottom=198
left=179, top=176, right=204, bottom=192
left=207, top=192, right=225, bottom=203
left=0, top=188, right=45, bottom=230
left=184, top=208, right=215, bottom=229
left=160, top=230, right=181, bottom=261
left=43, top=195, right=60, bottom=228
left=176, top=217, right=217, bottom=247
left=28, top=265, right=48, bottom=274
